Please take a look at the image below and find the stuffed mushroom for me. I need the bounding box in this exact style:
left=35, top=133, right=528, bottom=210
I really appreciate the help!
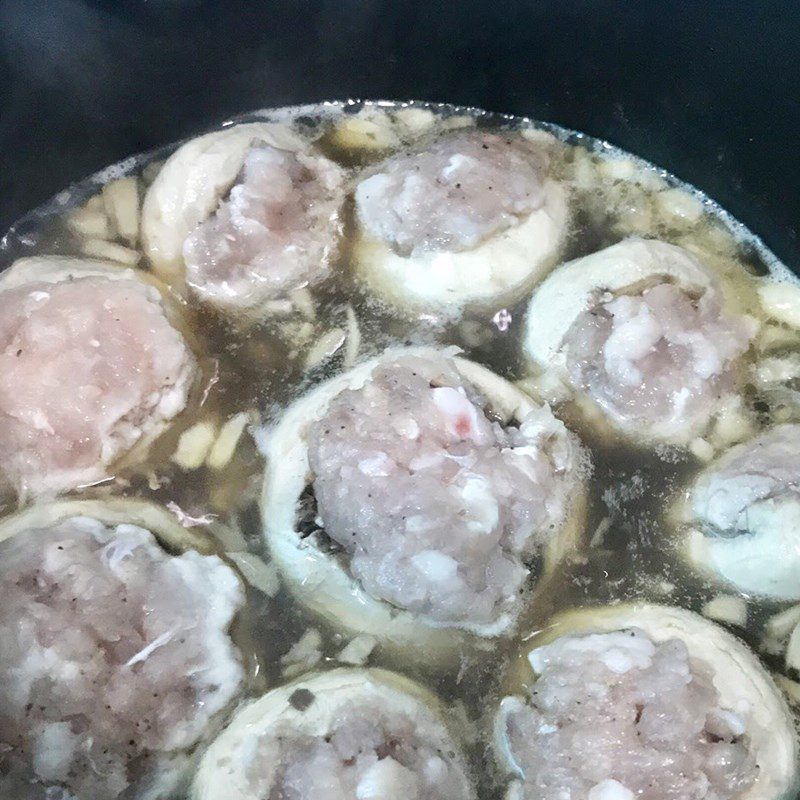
left=0, top=498, right=248, bottom=800
left=0, top=256, right=198, bottom=497
left=523, top=238, right=758, bottom=446
left=192, top=668, right=475, bottom=800
left=352, top=130, right=569, bottom=317
left=680, top=423, right=800, bottom=600
left=141, top=122, right=346, bottom=314
left=495, top=603, right=798, bottom=800
left=260, top=346, right=587, bottom=658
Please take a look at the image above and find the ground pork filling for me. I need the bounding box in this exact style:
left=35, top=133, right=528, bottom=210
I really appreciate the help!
left=355, top=132, right=548, bottom=258
left=692, top=423, right=800, bottom=537
left=307, top=353, right=577, bottom=627
left=562, top=282, right=755, bottom=434
left=503, top=629, right=757, bottom=800
left=183, top=144, right=344, bottom=304
left=246, top=699, right=469, bottom=800
left=0, top=275, right=196, bottom=495
left=0, top=516, right=245, bottom=800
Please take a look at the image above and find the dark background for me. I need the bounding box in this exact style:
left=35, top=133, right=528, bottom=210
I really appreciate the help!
left=0, top=0, right=797, bottom=267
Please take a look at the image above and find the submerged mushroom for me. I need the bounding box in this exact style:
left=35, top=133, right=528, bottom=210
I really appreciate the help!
left=523, top=238, right=758, bottom=446
left=353, top=130, right=568, bottom=316
left=682, top=423, right=800, bottom=600
left=142, top=122, right=346, bottom=314
left=260, top=347, right=587, bottom=659
left=0, top=256, right=198, bottom=497
left=495, top=604, right=798, bottom=800
left=192, top=668, right=475, bottom=800
left=0, top=499, right=247, bottom=800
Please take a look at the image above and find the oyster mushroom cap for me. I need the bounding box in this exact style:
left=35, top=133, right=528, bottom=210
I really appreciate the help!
left=192, top=668, right=476, bottom=800
left=524, top=238, right=717, bottom=368
left=259, top=346, right=587, bottom=662
left=495, top=603, right=799, bottom=800
left=523, top=238, right=756, bottom=445
left=141, top=122, right=346, bottom=313
left=0, top=255, right=144, bottom=289
left=352, top=131, right=569, bottom=317
left=0, top=499, right=247, bottom=800
left=680, top=423, right=800, bottom=600
left=0, top=496, right=216, bottom=553
left=0, top=256, right=198, bottom=497
left=142, top=122, right=306, bottom=278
